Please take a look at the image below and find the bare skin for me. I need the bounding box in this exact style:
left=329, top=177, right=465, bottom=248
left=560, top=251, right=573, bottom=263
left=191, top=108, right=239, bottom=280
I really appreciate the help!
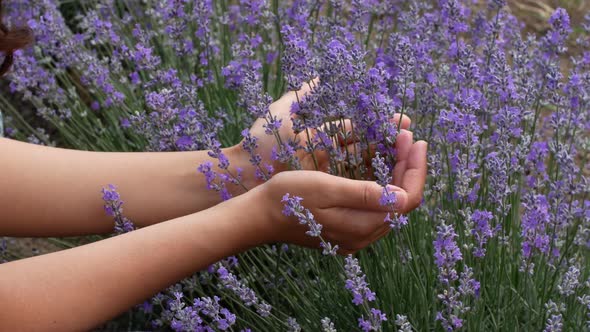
left=0, top=84, right=412, bottom=236
left=0, top=85, right=427, bottom=330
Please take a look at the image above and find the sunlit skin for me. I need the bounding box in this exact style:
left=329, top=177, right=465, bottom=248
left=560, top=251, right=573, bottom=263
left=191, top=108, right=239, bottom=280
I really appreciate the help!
left=0, top=84, right=427, bottom=330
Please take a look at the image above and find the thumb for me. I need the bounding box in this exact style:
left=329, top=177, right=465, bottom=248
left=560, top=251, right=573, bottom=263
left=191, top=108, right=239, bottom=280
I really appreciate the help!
left=321, top=174, right=407, bottom=213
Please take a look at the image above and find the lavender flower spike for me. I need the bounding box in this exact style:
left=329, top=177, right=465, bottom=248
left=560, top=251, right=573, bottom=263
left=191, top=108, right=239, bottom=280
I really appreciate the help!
left=358, top=308, right=387, bottom=332
left=372, top=153, right=407, bottom=230
left=395, top=314, right=413, bottom=332
left=344, top=255, right=377, bottom=306
left=321, top=317, right=337, bottom=332
left=344, top=256, right=387, bottom=331
left=433, top=223, right=462, bottom=284
left=101, top=184, right=135, bottom=234
left=287, top=317, right=302, bottom=332
left=281, top=193, right=322, bottom=237
left=282, top=193, right=339, bottom=255
left=216, top=265, right=272, bottom=317
left=281, top=25, right=315, bottom=91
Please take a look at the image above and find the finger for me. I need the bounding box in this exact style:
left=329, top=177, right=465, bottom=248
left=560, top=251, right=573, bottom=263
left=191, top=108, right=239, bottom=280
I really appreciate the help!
left=323, top=114, right=412, bottom=146
left=337, top=219, right=390, bottom=252
left=392, top=114, right=412, bottom=131
left=399, top=141, right=428, bottom=214
left=392, top=129, right=413, bottom=187
left=319, top=174, right=410, bottom=213
left=368, top=223, right=391, bottom=244
left=318, top=208, right=388, bottom=239
left=325, top=177, right=390, bottom=212
left=332, top=140, right=416, bottom=215
left=300, top=208, right=388, bottom=254
left=353, top=215, right=391, bottom=244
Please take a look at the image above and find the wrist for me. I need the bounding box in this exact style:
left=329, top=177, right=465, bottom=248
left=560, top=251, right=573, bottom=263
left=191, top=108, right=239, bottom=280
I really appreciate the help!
left=223, top=144, right=264, bottom=193
left=212, top=184, right=278, bottom=247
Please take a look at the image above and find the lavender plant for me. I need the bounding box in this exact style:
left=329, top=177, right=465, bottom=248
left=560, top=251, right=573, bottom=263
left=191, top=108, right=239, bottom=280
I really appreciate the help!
left=1, top=0, right=589, bottom=331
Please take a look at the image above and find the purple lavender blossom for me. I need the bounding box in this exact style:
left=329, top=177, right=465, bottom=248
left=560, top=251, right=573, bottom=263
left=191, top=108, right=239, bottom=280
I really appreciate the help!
left=287, top=317, right=302, bottom=332
left=440, top=0, right=469, bottom=36
left=281, top=194, right=323, bottom=238
left=241, top=129, right=273, bottom=181
left=433, top=223, right=462, bottom=284
left=372, top=153, right=409, bottom=230
left=321, top=317, right=337, bottom=332
left=358, top=308, right=387, bottom=332
left=194, top=296, right=237, bottom=330
left=469, top=210, right=497, bottom=258
left=521, top=194, right=552, bottom=259
left=558, top=265, right=580, bottom=296
left=385, top=213, right=408, bottom=231
left=320, top=241, right=340, bottom=256
left=281, top=25, right=315, bottom=91
left=458, top=267, right=480, bottom=298
left=344, top=255, right=377, bottom=306
left=216, top=265, right=271, bottom=317
left=101, top=184, right=135, bottom=234
left=371, top=152, right=392, bottom=187
left=543, top=8, right=572, bottom=56
left=165, top=291, right=237, bottom=332
left=167, top=292, right=202, bottom=331
left=197, top=161, right=233, bottom=201
left=271, top=141, right=302, bottom=170
left=130, top=75, right=222, bottom=153
left=490, top=0, right=507, bottom=8
left=434, top=222, right=480, bottom=331
left=543, top=301, right=565, bottom=332
left=395, top=314, right=413, bottom=332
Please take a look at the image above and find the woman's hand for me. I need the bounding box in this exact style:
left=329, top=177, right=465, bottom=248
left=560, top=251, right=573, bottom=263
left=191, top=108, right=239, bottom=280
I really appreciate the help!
left=228, top=83, right=413, bottom=190
left=247, top=136, right=427, bottom=254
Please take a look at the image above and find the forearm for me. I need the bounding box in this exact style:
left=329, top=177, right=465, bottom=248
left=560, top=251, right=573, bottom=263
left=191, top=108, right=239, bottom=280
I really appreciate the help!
left=0, top=138, right=250, bottom=236
left=0, top=193, right=269, bottom=331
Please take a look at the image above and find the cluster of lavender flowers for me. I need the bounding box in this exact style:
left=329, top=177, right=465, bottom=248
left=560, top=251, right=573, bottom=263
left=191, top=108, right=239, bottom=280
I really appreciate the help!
left=281, top=193, right=339, bottom=256
left=2, top=0, right=589, bottom=330
left=2, top=0, right=224, bottom=151
left=100, top=186, right=268, bottom=331
left=101, top=184, right=135, bottom=234
left=344, top=255, right=387, bottom=331
left=144, top=257, right=263, bottom=332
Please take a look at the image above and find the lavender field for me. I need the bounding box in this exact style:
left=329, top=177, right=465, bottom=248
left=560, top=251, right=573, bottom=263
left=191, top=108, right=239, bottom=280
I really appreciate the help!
left=1, top=0, right=589, bottom=331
